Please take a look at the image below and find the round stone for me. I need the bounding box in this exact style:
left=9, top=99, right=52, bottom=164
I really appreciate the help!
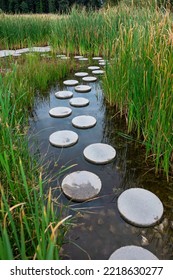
left=83, top=143, right=116, bottom=164
left=49, top=130, right=78, bottom=147
left=55, top=90, right=73, bottom=99
left=109, top=246, right=158, bottom=260
left=61, top=171, right=102, bottom=201
left=79, top=57, right=88, bottom=61
left=69, top=97, right=90, bottom=107
left=49, top=107, right=72, bottom=118
left=72, top=115, right=96, bottom=129
left=74, top=55, right=83, bottom=59
left=75, top=72, right=88, bottom=77
left=82, top=76, right=97, bottom=82
left=92, top=70, right=105, bottom=75
left=75, top=85, right=91, bottom=93
left=63, top=80, right=79, bottom=86
left=88, top=66, right=100, bottom=70
left=117, top=188, right=164, bottom=227
left=92, top=56, right=102, bottom=60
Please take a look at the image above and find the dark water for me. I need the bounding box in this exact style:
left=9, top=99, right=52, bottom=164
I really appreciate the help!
left=29, top=61, right=173, bottom=260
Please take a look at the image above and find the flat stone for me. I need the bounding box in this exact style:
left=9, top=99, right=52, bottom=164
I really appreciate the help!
left=72, top=115, right=96, bottom=129
left=69, top=97, right=90, bottom=107
left=75, top=85, right=91, bottom=93
left=117, top=188, right=164, bottom=227
left=49, top=107, right=72, bottom=118
left=55, top=90, right=73, bottom=99
left=79, top=57, right=88, bottom=61
left=75, top=72, right=88, bottom=77
left=93, top=56, right=102, bottom=60
left=49, top=130, right=78, bottom=147
left=0, top=50, right=15, bottom=57
left=82, top=76, right=97, bottom=82
left=92, top=70, right=105, bottom=75
left=12, top=53, right=22, bottom=57
left=83, top=143, right=116, bottom=164
left=63, top=80, right=79, bottom=86
left=109, top=246, right=158, bottom=260
left=88, top=66, right=100, bottom=70
left=74, top=55, right=83, bottom=59
left=61, top=171, right=102, bottom=201
left=99, top=62, right=106, bottom=66
left=15, top=48, right=29, bottom=54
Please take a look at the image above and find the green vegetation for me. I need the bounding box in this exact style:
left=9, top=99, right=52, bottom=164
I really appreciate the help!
left=0, top=56, right=72, bottom=259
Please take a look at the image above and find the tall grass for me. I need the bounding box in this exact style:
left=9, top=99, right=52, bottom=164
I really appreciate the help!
left=0, top=56, right=72, bottom=259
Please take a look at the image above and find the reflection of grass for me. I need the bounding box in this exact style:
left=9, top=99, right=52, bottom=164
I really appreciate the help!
left=0, top=56, right=73, bottom=259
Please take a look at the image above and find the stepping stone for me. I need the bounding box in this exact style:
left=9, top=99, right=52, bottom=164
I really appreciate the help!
left=61, top=171, right=102, bottom=202
left=63, top=80, right=79, bottom=86
left=117, top=188, right=164, bottom=227
left=69, top=97, right=90, bottom=107
left=79, top=57, right=88, bottom=61
left=109, top=246, right=158, bottom=260
left=99, top=62, right=106, bottom=66
left=83, top=143, right=116, bottom=164
left=74, top=55, right=83, bottom=59
left=92, top=70, right=105, bottom=75
left=75, top=85, right=91, bottom=93
left=88, top=66, right=100, bottom=70
left=49, top=107, right=72, bottom=118
left=75, top=72, right=88, bottom=77
left=72, top=115, right=96, bottom=129
left=93, top=56, right=102, bottom=60
left=99, top=59, right=105, bottom=63
left=55, top=90, right=73, bottom=99
left=82, top=76, right=97, bottom=82
left=49, top=130, right=78, bottom=147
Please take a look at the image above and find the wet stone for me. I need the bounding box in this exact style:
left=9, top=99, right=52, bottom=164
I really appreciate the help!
left=49, top=130, right=78, bottom=147
left=92, top=70, right=105, bottom=75
left=49, top=107, right=72, bottom=118
left=109, top=246, right=158, bottom=260
left=82, top=76, right=97, bottom=82
left=117, top=188, right=164, bottom=227
left=75, top=72, right=88, bottom=77
left=61, top=171, right=102, bottom=201
left=83, top=143, right=116, bottom=164
left=75, top=85, right=91, bottom=93
left=88, top=66, right=100, bottom=70
left=72, top=115, right=97, bottom=129
left=63, top=80, right=79, bottom=86
left=55, top=90, right=73, bottom=99
left=69, top=97, right=90, bottom=107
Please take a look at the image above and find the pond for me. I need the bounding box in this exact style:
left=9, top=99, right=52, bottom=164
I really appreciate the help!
left=28, top=56, right=173, bottom=260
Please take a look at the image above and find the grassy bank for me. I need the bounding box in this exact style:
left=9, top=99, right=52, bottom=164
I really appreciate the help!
left=0, top=56, right=72, bottom=259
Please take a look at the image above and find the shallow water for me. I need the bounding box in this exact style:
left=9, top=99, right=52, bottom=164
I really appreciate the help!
left=29, top=59, right=173, bottom=260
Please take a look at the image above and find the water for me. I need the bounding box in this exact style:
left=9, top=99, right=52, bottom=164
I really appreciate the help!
left=29, top=62, right=173, bottom=260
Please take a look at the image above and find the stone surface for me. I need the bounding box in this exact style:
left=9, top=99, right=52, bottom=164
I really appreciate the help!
left=74, top=55, right=83, bottom=59
left=63, top=80, right=79, bottom=86
left=55, top=90, right=73, bottom=99
left=49, top=107, right=72, bottom=118
left=117, top=188, right=164, bottom=227
left=69, top=97, right=90, bottom=107
left=79, top=57, right=88, bottom=61
left=99, top=62, right=106, bottom=66
left=75, top=72, right=89, bottom=77
left=61, top=171, right=102, bottom=201
left=83, top=143, right=116, bottom=164
left=93, top=56, right=102, bottom=60
left=72, top=115, right=97, bottom=129
left=49, top=130, right=78, bottom=147
left=75, top=85, right=91, bottom=93
left=82, top=76, right=97, bottom=82
left=0, top=50, right=15, bottom=57
left=109, top=246, right=158, bottom=260
left=88, top=66, right=100, bottom=70
left=92, top=70, right=105, bottom=75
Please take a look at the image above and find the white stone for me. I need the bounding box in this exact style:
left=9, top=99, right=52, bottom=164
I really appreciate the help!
left=31, top=46, right=51, bottom=52
left=83, top=143, right=116, bottom=164
left=109, top=246, right=158, bottom=260
left=55, top=90, right=73, bottom=99
left=0, top=50, right=15, bottom=57
left=15, top=48, right=29, bottom=54
left=78, top=57, right=88, bottom=61
left=99, top=62, right=106, bottom=66
left=74, top=55, right=83, bottom=59
left=61, top=171, right=102, bottom=201
left=49, top=130, right=78, bottom=147
left=88, top=66, right=100, bottom=70
left=72, top=115, right=96, bottom=129
left=75, top=72, right=88, bottom=77
left=82, top=76, right=97, bottom=82
left=117, top=188, right=164, bottom=227
left=69, top=97, right=90, bottom=107
left=92, top=56, right=102, bottom=60
left=49, top=107, right=72, bottom=118
left=63, top=80, right=79, bottom=86
left=75, top=85, right=91, bottom=93
left=92, top=70, right=105, bottom=75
